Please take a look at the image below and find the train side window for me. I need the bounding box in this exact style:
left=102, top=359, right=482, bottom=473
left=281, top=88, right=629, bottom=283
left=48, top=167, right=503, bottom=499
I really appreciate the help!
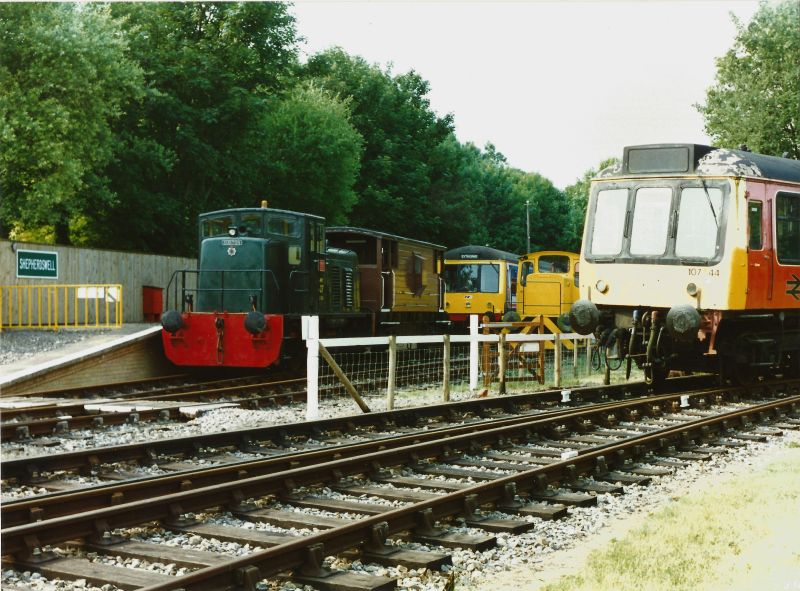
left=748, top=201, right=763, bottom=250
left=630, top=187, right=672, bottom=256
left=574, top=261, right=580, bottom=287
left=589, top=188, right=628, bottom=256
left=508, top=264, right=518, bottom=295
left=776, top=192, right=800, bottom=264
left=268, top=216, right=300, bottom=237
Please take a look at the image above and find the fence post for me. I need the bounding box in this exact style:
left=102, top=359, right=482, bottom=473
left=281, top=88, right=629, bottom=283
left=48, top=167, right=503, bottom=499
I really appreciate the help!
left=443, top=334, right=451, bottom=401
left=554, top=332, right=562, bottom=388
left=498, top=332, right=507, bottom=394
left=305, top=315, right=320, bottom=421
left=573, top=336, right=578, bottom=378
left=387, top=335, right=397, bottom=410
left=586, top=335, right=593, bottom=376
left=469, top=314, right=479, bottom=392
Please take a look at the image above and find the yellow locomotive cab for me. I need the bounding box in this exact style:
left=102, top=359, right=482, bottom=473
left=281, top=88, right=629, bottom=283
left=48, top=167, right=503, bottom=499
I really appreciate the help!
left=517, top=251, right=580, bottom=319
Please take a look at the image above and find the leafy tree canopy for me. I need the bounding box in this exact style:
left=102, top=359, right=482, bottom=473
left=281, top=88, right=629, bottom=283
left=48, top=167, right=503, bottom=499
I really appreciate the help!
left=262, top=83, right=363, bottom=224
left=698, top=0, right=799, bottom=158
left=98, top=2, right=301, bottom=254
left=304, top=48, right=455, bottom=239
left=0, top=3, right=144, bottom=243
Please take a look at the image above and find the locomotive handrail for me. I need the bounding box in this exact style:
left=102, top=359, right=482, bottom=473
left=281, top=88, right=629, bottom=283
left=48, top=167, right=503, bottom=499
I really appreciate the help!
left=164, top=268, right=278, bottom=312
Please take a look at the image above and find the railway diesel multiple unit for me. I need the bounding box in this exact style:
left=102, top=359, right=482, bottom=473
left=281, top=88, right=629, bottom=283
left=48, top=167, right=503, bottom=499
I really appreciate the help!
left=569, top=143, right=800, bottom=383
left=442, top=246, right=520, bottom=322
left=160, top=205, right=445, bottom=368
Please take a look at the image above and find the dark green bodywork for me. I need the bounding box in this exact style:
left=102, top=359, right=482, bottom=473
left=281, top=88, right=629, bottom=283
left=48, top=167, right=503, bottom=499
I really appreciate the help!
left=188, top=207, right=358, bottom=316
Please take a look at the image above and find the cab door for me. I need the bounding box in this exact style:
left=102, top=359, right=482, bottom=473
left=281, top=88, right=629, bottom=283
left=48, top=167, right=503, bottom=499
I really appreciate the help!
left=746, top=183, right=772, bottom=309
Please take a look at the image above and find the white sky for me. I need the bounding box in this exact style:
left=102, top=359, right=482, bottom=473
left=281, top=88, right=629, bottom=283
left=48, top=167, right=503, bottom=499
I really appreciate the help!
left=291, top=0, right=760, bottom=189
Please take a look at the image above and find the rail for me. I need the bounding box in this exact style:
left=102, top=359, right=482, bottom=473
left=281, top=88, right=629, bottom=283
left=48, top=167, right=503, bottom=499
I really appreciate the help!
left=0, top=284, right=123, bottom=331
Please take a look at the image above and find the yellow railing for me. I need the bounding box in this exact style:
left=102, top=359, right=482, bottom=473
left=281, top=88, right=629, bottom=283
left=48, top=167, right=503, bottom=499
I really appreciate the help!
left=0, top=284, right=123, bottom=330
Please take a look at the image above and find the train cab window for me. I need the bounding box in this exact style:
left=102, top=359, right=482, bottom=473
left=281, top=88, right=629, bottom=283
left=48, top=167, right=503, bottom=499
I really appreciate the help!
left=240, top=213, right=263, bottom=237
left=201, top=216, right=234, bottom=238
left=574, top=261, right=580, bottom=287
left=748, top=201, right=763, bottom=250
left=444, top=263, right=500, bottom=293
left=776, top=192, right=800, bottom=264
left=630, top=187, right=672, bottom=256
left=538, top=255, right=570, bottom=273
left=268, top=216, right=300, bottom=237
left=590, top=188, right=628, bottom=255
left=675, top=187, right=723, bottom=259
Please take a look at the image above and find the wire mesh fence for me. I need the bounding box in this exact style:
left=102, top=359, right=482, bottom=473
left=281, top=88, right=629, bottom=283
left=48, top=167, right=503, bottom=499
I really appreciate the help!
left=316, top=336, right=608, bottom=405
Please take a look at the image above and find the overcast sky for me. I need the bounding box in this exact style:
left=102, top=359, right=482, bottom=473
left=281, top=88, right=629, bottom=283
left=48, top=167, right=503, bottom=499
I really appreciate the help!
left=291, top=0, right=761, bottom=189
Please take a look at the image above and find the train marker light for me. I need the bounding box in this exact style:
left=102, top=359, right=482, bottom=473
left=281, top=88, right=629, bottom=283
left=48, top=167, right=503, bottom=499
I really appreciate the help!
left=686, top=282, right=699, bottom=297
left=595, top=279, right=609, bottom=294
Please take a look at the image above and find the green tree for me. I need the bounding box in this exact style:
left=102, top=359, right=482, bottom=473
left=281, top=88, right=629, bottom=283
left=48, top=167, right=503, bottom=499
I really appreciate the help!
left=261, top=83, right=363, bottom=223
left=698, top=0, right=800, bottom=158
left=510, top=169, right=571, bottom=254
left=0, top=3, right=144, bottom=244
left=102, top=2, right=300, bottom=254
left=304, top=48, right=454, bottom=241
left=563, top=157, right=619, bottom=252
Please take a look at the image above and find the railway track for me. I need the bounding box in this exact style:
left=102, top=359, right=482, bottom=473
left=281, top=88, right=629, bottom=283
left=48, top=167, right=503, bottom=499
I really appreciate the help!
left=0, top=349, right=470, bottom=441
left=2, top=377, right=798, bottom=591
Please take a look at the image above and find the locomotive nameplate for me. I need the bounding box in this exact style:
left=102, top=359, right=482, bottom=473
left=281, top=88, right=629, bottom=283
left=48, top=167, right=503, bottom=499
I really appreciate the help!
left=222, top=239, right=243, bottom=246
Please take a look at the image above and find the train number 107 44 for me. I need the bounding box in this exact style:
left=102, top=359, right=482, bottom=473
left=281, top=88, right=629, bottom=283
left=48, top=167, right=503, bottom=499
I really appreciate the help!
left=688, top=268, right=720, bottom=277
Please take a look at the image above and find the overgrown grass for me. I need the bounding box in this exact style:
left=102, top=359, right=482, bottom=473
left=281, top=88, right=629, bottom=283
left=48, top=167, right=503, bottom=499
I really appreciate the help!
left=542, top=451, right=800, bottom=591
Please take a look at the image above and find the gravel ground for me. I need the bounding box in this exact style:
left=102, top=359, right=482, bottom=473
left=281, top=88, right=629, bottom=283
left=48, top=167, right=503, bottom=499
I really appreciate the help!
left=0, top=329, right=120, bottom=366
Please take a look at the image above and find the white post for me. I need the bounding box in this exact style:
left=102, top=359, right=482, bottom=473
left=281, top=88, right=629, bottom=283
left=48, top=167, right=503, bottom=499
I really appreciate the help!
left=387, top=335, right=397, bottom=410
left=443, top=334, right=451, bottom=401
left=554, top=332, right=562, bottom=388
left=306, top=315, right=320, bottom=421
left=469, top=314, right=479, bottom=392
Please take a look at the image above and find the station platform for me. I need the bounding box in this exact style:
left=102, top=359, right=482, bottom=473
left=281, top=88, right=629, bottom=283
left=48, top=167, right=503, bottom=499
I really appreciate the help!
left=0, top=324, right=178, bottom=395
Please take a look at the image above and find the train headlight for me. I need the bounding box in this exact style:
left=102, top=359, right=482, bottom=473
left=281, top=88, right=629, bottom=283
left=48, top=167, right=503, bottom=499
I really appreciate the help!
left=686, top=283, right=699, bottom=297
left=595, top=279, right=609, bottom=294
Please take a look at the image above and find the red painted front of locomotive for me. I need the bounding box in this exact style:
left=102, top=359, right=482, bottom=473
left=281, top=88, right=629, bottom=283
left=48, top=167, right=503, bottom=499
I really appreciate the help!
left=162, top=312, right=284, bottom=368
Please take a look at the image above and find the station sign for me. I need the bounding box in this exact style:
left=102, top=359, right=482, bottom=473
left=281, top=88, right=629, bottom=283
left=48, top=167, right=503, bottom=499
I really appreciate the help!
left=16, top=249, right=58, bottom=279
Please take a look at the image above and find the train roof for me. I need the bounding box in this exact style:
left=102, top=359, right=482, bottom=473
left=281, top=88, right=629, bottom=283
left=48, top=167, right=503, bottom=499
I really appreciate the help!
left=200, top=207, right=325, bottom=222
left=326, top=226, right=445, bottom=250
left=444, top=245, right=520, bottom=262
left=597, top=143, right=800, bottom=184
